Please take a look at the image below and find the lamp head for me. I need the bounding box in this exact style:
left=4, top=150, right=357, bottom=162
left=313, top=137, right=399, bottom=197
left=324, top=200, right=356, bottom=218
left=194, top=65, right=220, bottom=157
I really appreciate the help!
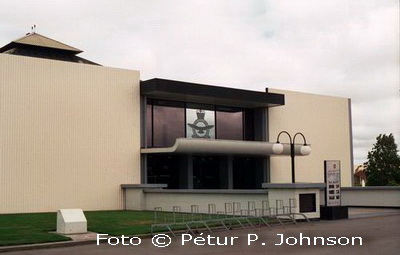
left=272, top=143, right=284, bottom=154
left=300, top=145, right=311, bottom=155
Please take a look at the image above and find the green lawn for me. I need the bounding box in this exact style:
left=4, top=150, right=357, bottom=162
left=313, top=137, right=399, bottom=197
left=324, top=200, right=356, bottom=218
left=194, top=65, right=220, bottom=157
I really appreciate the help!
left=0, top=210, right=155, bottom=246
left=0, top=210, right=273, bottom=246
left=85, top=210, right=154, bottom=236
left=0, top=212, right=71, bottom=246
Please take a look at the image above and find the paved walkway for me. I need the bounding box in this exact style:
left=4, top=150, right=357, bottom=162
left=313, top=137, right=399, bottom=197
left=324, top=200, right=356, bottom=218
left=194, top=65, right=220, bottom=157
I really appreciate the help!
left=2, top=208, right=400, bottom=255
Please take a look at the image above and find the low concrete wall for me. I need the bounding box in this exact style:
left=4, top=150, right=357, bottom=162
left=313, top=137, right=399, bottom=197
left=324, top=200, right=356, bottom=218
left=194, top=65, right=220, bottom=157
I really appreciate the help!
left=320, top=187, right=400, bottom=207
left=125, top=186, right=400, bottom=214
left=124, top=187, right=269, bottom=213
left=341, top=187, right=400, bottom=207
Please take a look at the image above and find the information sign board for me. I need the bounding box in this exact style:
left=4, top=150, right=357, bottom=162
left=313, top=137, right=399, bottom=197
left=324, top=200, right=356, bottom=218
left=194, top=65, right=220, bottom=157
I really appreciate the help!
left=324, top=160, right=341, bottom=206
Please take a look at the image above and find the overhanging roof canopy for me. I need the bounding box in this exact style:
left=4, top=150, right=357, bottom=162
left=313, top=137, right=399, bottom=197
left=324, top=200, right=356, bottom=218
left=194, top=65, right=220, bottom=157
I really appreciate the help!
left=141, top=78, right=285, bottom=108
left=141, top=138, right=310, bottom=157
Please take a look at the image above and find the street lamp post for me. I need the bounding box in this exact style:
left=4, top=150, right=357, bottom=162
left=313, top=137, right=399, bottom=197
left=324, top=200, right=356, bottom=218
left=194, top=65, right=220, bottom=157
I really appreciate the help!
left=275, top=131, right=311, bottom=183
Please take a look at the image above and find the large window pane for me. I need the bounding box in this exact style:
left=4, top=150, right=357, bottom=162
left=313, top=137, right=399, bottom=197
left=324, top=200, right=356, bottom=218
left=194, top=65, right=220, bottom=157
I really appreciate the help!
left=244, top=109, right=255, bottom=141
left=216, top=110, right=243, bottom=140
left=147, top=154, right=181, bottom=188
left=146, top=103, right=152, bottom=147
left=193, top=156, right=220, bottom=189
left=233, top=157, right=263, bottom=189
left=153, top=104, right=184, bottom=147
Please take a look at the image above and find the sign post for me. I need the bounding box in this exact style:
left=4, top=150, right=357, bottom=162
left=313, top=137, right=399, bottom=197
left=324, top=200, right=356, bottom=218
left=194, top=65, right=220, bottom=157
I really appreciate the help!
left=320, top=160, right=348, bottom=220
left=324, top=160, right=341, bottom=206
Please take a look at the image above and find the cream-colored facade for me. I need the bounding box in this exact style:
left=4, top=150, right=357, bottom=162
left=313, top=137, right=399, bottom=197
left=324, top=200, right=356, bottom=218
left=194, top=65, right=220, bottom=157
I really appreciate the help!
left=0, top=45, right=354, bottom=214
left=269, top=89, right=353, bottom=187
left=0, top=54, right=141, bottom=213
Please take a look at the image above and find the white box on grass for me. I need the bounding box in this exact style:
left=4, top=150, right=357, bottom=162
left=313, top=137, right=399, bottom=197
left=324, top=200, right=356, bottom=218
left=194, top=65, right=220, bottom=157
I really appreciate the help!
left=57, top=209, right=87, bottom=234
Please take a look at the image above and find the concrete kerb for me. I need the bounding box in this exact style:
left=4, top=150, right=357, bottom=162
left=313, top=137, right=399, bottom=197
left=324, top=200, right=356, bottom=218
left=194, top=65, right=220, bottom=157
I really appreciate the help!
left=0, top=239, right=97, bottom=253
left=0, top=233, right=155, bottom=253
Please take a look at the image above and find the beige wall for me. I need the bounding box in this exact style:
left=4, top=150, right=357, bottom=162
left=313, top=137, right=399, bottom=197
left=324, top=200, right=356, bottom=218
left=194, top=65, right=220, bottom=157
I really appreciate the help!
left=340, top=187, right=400, bottom=207
left=268, top=89, right=353, bottom=187
left=0, top=54, right=141, bottom=213
left=319, top=187, right=400, bottom=207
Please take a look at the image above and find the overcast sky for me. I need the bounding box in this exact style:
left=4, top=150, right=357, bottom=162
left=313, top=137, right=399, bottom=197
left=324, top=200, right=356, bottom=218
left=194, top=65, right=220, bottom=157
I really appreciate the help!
left=1, top=0, right=399, bottom=166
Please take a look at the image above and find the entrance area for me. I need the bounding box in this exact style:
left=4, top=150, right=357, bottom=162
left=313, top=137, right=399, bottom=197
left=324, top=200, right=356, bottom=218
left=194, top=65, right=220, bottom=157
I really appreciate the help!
left=146, top=154, right=266, bottom=189
left=147, top=154, right=181, bottom=189
left=193, top=156, right=221, bottom=189
left=233, top=157, right=264, bottom=189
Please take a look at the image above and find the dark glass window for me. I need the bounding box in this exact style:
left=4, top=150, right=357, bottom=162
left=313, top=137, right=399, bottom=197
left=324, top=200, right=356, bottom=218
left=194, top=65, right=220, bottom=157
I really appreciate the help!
left=147, top=154, right=181, bottom=188
left=216, top=109, right=243, bottom=140
left=193, top=156, right=221, bottom=189
left=299, top=194, right=316, bottom=212
left=153, top=101, right=185, bottom=147
left=146, top=103, right=152, bottom=147
left=244, top=109, right=255, bottom=141
left=233, top=157, right=263, bottom=189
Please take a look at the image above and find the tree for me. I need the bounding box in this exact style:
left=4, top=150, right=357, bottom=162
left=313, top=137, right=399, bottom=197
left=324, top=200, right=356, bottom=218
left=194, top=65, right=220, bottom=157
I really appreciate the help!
left=364, top=133, right=400, bottom=186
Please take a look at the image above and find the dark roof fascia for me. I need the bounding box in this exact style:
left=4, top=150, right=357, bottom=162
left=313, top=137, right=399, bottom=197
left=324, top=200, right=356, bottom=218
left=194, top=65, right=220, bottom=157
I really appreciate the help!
left=0, top=42, right=20, bottom=53
left=0, top=41, right=82, bottom=54
left=140, top=78, right=285, bottom=108
left=0, top=44, right=100, bottom=65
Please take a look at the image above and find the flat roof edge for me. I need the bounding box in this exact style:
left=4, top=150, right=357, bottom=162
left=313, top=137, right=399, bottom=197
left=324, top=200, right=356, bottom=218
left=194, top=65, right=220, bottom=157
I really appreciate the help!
left=140, top=78, right=285, bottom=108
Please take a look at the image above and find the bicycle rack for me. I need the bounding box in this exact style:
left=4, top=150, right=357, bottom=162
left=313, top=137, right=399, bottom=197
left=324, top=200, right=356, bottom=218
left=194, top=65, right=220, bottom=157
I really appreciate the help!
left=151, top=198, right=312, bottom=237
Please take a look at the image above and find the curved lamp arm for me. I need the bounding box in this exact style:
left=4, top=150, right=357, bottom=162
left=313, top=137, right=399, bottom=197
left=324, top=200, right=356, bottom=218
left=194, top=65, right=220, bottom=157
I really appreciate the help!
left=293, top=132, right=307, bottom=145
left=276, top=130, right=292, bottom=144
left=273, top=131, right=293, bottom=155
left=293, top=132, right=311, bottom=155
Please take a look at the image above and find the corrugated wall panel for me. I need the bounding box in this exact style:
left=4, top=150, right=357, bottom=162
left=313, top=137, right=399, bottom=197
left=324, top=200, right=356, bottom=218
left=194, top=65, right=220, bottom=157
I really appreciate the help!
left=0, top=54, right=140, bottom=213
left=268, top=89, right=353, bottom=187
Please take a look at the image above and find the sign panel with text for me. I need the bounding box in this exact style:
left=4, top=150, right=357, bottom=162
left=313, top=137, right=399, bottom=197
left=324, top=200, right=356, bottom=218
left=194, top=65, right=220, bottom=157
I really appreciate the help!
left=324, top=160, right=341, bottom=206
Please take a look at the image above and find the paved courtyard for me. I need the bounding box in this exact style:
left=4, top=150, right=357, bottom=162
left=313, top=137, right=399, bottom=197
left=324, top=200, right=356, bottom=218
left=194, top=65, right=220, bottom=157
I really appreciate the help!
left=2, top=208, right=400, bottom=255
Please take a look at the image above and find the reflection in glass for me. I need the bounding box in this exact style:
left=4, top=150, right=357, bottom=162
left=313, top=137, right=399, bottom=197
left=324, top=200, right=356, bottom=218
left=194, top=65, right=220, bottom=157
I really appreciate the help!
left=146, top=103, right=152, bottom=147
left=216, top=110, right=243, bottom=140
left=153, top=105, right=185, bottom=147
left=186, top=108, right=215, bottom=139
left=146, top=99, right=249, bottom=147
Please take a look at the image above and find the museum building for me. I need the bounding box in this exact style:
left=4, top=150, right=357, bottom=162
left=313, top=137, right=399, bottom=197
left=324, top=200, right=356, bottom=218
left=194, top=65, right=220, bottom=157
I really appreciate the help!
left=0, top=32, right=353, bottom=213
